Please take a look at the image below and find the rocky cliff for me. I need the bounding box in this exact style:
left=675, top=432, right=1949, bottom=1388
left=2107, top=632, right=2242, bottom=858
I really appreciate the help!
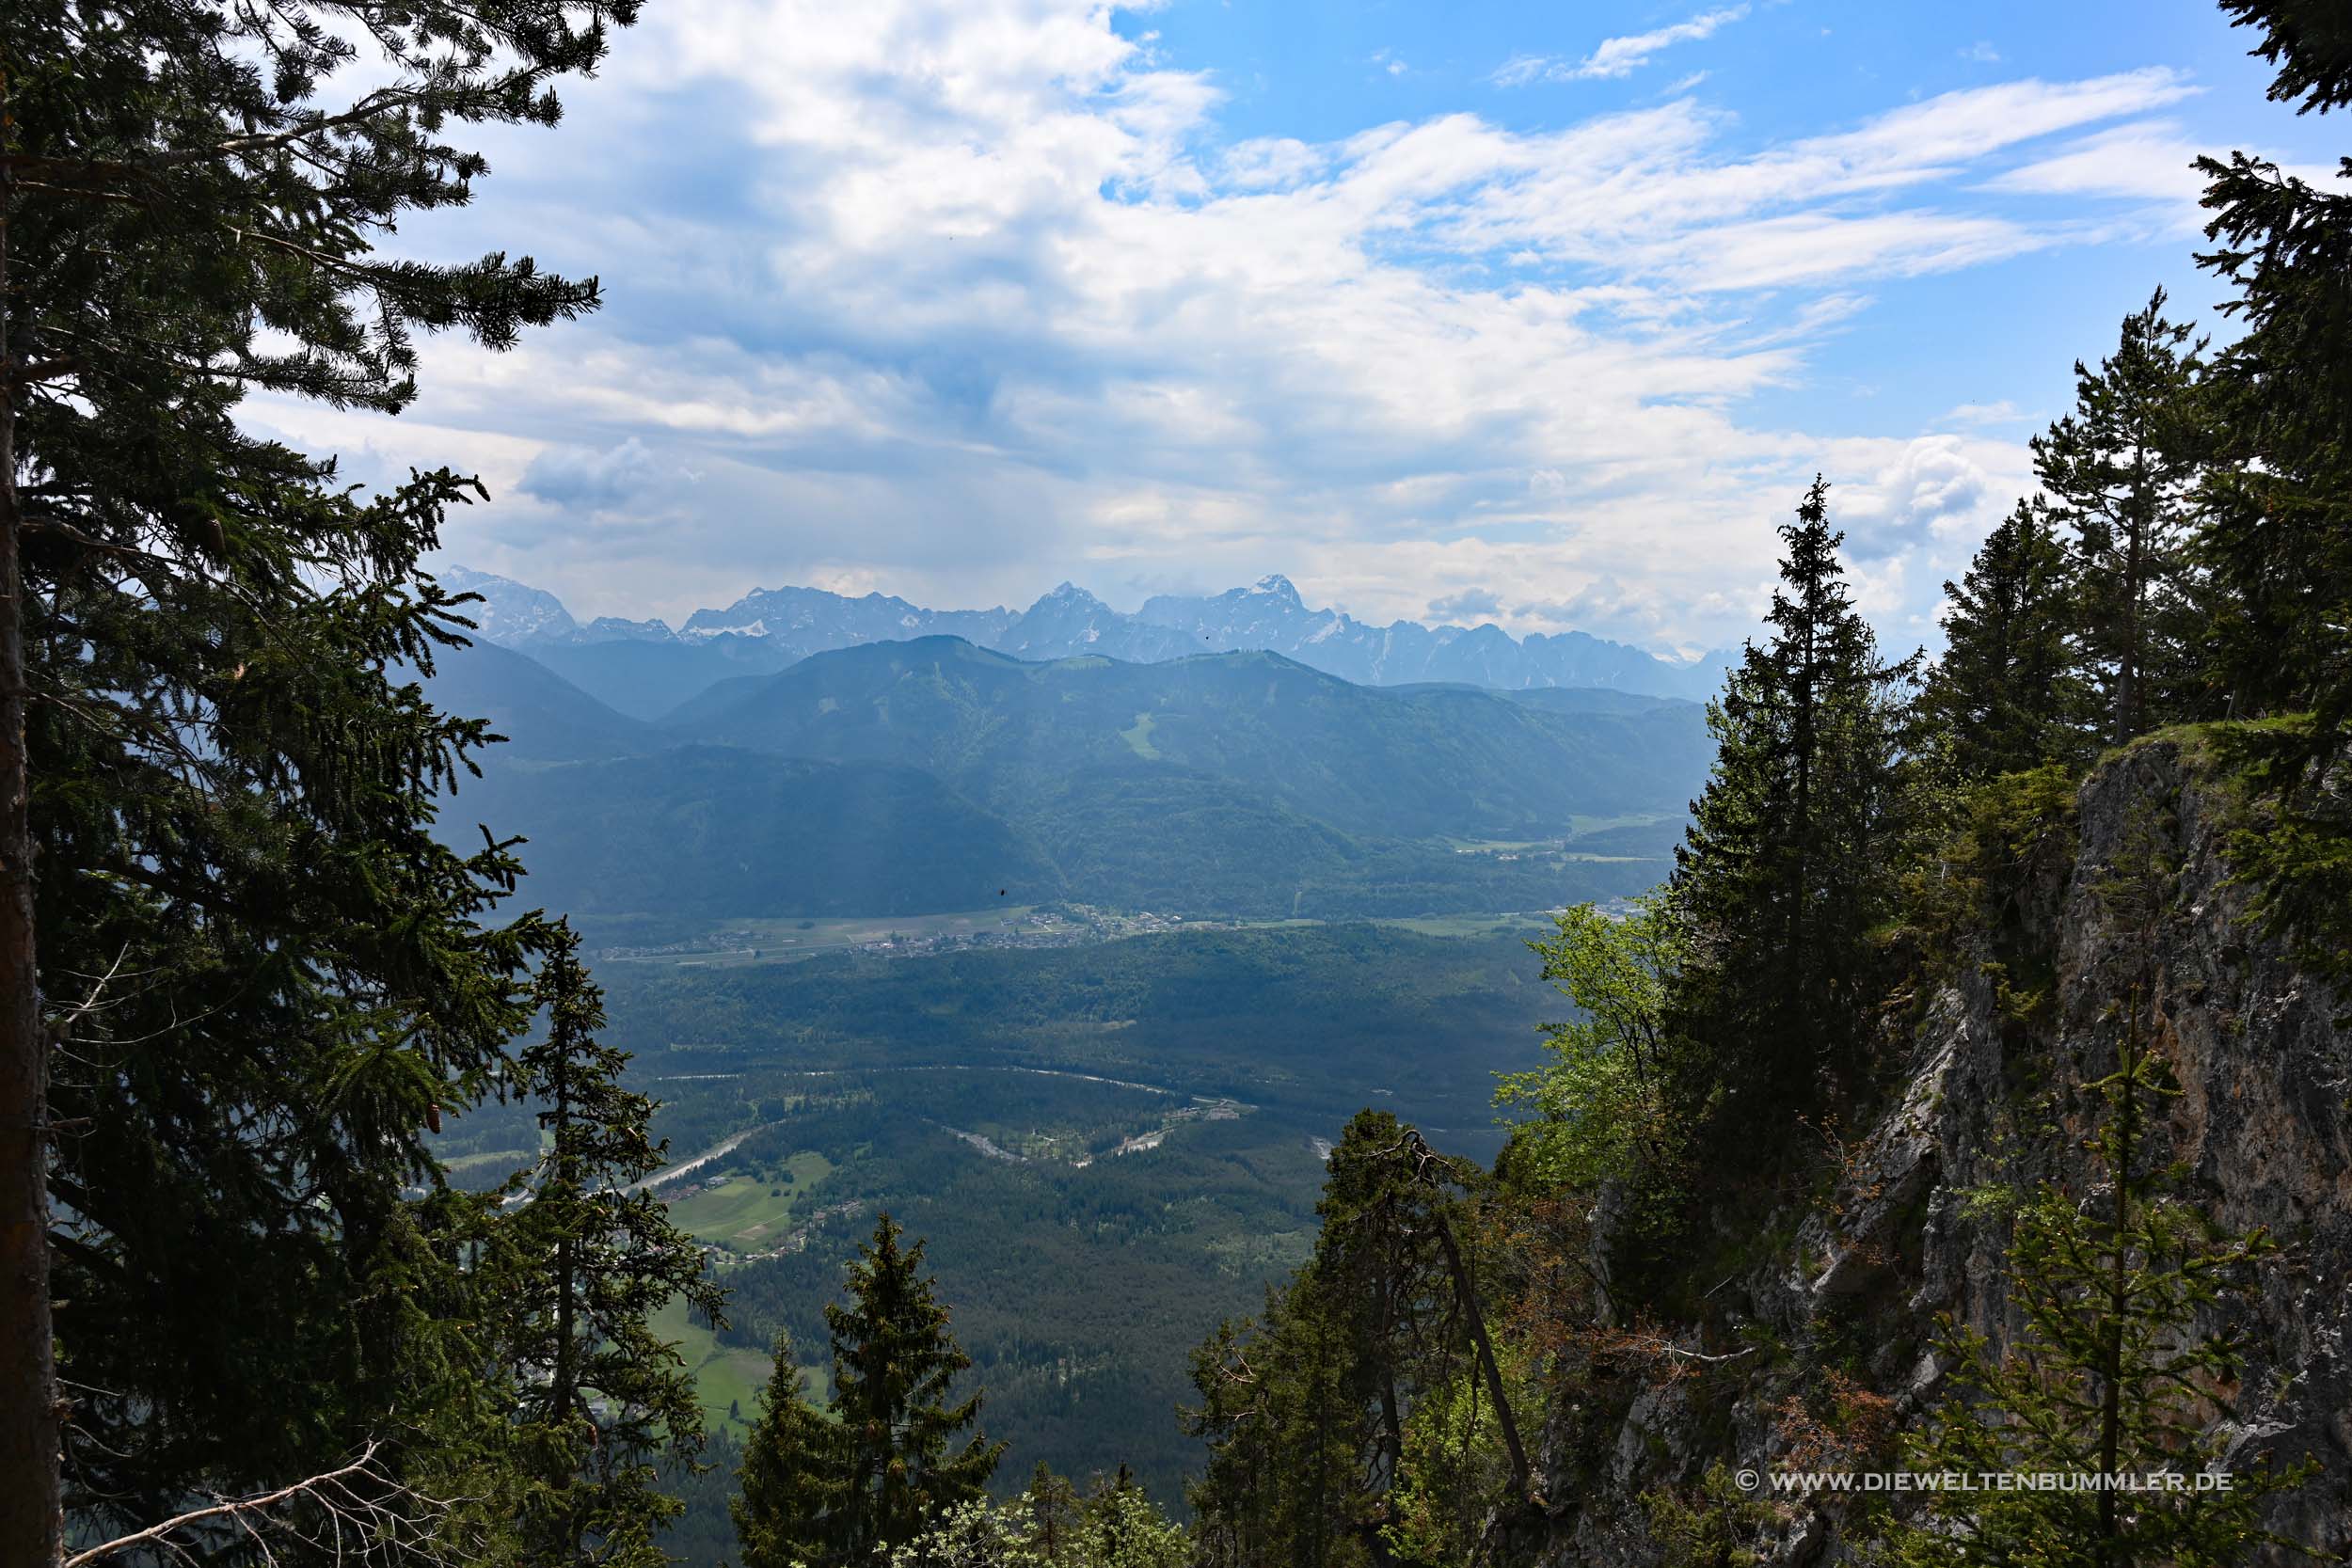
left=1535, top=738, right=2352, bottom=1562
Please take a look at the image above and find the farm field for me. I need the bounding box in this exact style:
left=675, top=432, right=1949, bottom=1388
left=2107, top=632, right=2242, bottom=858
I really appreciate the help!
left=662, top=1151, right=835, bottom=1254
left=650, top=1296, right=828, bottom=1435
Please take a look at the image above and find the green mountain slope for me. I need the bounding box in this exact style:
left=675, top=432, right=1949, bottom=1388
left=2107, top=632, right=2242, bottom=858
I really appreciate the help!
left=446, top=745, right=1064, bottom=918
left=672, top=637, right=1709, bottom=841
left=411, top=638, right=660, bottom=761
left=532, top=639, right=793, bottom=721
left=424, top=636, right=1708, bottom=921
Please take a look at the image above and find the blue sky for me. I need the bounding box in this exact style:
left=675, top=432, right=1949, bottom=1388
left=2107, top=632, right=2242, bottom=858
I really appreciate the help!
left=251, top=0, right=2342, bottom=657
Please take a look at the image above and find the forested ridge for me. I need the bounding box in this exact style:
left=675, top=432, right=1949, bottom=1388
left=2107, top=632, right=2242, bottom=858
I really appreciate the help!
left=2, top=4, right=2349, bottom=1568
left=415, top=634, right=1711, bottom=923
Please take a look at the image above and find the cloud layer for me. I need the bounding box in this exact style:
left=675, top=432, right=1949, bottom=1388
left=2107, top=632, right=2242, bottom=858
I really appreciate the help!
left=244, top=0, right=2258, bottom=656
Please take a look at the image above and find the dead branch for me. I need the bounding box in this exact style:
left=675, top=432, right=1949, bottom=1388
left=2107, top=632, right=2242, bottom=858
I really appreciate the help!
left=63, top=1440, right=480, bottom=1568
left=1629, top=1337, right=1756, bottom=1366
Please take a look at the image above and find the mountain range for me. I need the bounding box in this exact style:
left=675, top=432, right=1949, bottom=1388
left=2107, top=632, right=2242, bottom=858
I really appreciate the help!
left=439, top=566, right=1732, bottom=721
left=421, top=630, right=1715, bottom=927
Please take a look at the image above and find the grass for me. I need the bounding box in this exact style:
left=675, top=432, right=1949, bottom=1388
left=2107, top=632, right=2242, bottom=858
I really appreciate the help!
left=1120, top=710, right=1161, bottom=759
left=439, top=1147, right=538, bottom=1174
left=664, top=1151, right=835, bottom=1253
left=654, top=1147, right=836, bottom=1433
left=610, top=896, right=1620, bottom=971
left=651, top=1296, right=829, bottom=1434
left=1565, top=810, right=1683, bottom=835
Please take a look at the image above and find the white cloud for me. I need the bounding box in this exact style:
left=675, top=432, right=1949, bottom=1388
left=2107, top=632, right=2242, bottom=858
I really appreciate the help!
left=1428, top=587, right=1504, bottom=622
left=1496, top=8, right=1749, bottom=87
left=267, top=1, right=2250, bottom=651
left=1982, top=119, right=2210, bottom=207
left=1939, top=400, right=2027, bottom=427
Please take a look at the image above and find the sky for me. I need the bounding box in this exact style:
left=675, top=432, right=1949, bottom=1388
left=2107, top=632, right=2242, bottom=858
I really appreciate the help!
left=248, top=0, right=2342, bottom=659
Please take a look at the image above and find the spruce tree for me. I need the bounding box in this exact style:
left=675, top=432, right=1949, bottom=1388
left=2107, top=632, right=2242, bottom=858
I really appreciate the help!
left=1302, top=1109, right=1449, bottom=1504
left=2030, top=291, right=2211, bottom=744
left=0, top=0, right=638, bottom=1557
left=499, top=926, right=727, bottom=1566
left=738, top=1216, right=1004, bottom=1567
left=1919, top=500, right=2094, bottom=781
left=2192, top=3, right=2352, bottom=974
left=1670, top=479, right=1917, bottom=1128
left=735, top=1341, right=846, bottom=1568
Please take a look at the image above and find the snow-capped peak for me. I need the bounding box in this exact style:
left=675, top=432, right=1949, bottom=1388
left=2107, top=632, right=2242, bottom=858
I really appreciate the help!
left=1248, top=574, right=1302, bottom=605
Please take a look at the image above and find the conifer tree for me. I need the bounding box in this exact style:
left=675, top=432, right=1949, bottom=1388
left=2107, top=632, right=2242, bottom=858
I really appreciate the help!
left=1, top=0, right=637, bottom=1558
left=1025, top=1461, right=1085, bottom=1560
left=1670, top=479, right=1918, bottom=1127
left=2192, top=3, right=2352, bottom=974
left=2030, top=292, right=2212, bottom=744
left=735, top=1342, right=846, bottom=1568
left=499, top=926, right=727, bottom=1565
left=1185, top=1118, right=1529, bottom=1568
left=737, top=1215, right=1003, bottom=1567
left=1184, top=1282, right=1371, bottom=1568
left=1919, top=500, right=2095, bottom=781
left=1301, top=1109, right=1451, bottom=1499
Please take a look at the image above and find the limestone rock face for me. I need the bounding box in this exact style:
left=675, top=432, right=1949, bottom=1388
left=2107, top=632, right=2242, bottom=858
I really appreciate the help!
left=1534, top=740, right=2352, bottom=1564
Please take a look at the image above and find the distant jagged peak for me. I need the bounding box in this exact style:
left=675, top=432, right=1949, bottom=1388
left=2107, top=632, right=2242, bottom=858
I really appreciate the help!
left=1031, top=579, right=1113, bottom=610
left=437, top=564, right=579, bottom=645
left=1246, top=572, right=1303, bottom=605
left=444, top=562, right=1730, bottom=701
left=578, top=614, right=676, bottom=642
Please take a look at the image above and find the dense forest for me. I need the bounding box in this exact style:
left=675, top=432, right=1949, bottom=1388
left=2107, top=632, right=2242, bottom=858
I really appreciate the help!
left=3, top=1, right=2349, bottom=1567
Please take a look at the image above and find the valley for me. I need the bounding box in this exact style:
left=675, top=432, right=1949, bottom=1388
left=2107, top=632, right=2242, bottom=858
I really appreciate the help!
left=404, top=600, right=1700, bottom=1549
left=414, top=609, right=1692, bottom=1522
left=433, top=915, right=1565, bottom=1528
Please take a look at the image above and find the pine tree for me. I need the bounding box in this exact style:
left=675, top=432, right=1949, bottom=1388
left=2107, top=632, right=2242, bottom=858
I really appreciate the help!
left=1885, top=806, right=2308, bottom=1565
left=1, top=0, right=637, bottom=1558
left=1919, top=500, right=2095, bottom=781
left=1670, top=479, right=1918, bottom=1130
left=499, top=926, right=727, bottom=1565
left=737, top=1215, right=1004, bottom=1567
left=2030, top=291, right=2212, bottom=744
left=2191, top=3, right=2352, bottom=976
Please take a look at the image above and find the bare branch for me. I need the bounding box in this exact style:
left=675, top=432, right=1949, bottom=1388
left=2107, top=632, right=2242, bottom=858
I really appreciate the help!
left=63, top=1440, right=478, bottom=1568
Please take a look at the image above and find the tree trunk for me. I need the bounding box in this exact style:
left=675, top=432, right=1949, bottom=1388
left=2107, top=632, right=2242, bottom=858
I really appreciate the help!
left=0, top=69, right=65, bottom=1567
left=2118, top=448, right=2148, bottom=743
left=1430, top=1212, right=1531, bottom=1500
